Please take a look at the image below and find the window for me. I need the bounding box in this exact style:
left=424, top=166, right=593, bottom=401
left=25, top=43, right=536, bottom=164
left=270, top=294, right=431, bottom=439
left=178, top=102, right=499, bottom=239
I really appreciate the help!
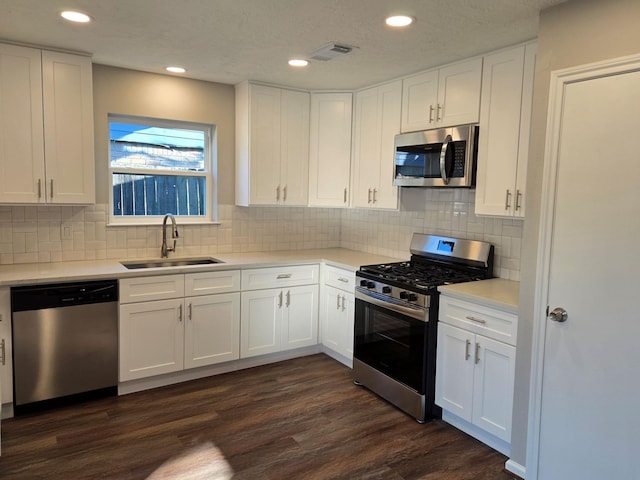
left=108, top=115, right=216, bottom=224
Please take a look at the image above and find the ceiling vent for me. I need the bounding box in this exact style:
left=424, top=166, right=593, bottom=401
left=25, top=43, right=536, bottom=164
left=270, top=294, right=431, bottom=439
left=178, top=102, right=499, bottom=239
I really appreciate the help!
left=309, top=43, right=355, bottom=61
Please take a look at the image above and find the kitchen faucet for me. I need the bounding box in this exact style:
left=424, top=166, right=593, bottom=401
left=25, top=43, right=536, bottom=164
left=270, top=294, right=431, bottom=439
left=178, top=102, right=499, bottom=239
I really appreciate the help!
left=161, top=214, right=179, bottom=258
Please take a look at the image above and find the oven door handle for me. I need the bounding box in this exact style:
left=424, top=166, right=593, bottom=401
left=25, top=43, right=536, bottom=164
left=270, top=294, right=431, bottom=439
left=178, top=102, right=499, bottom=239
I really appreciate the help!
left=356, top=289, right=427, bottom=322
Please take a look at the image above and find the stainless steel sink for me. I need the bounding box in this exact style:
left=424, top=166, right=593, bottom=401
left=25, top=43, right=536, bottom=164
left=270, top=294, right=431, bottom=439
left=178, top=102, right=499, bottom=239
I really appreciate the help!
left=121, top=257, right=223, bottom=269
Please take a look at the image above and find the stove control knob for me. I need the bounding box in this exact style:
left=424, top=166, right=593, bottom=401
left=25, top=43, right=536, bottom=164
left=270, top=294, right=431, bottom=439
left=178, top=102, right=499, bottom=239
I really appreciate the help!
left=360, top=280, right=368, bottom=287
left=382, top=286, right=391, bottom=294
left=367, top=281, right=376, bottom=289
left=399, top=291, right=409, bottom=300
left=408, top=293, right=418, bottom=302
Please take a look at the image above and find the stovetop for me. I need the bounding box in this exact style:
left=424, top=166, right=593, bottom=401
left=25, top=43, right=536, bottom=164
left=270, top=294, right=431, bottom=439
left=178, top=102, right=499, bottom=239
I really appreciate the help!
left=358, top=260, right=490, bottom=294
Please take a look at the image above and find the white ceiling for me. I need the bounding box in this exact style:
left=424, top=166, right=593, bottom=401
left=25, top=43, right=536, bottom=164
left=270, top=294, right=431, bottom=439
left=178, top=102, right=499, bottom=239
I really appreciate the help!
left=0, top=0, right=567, bottom=90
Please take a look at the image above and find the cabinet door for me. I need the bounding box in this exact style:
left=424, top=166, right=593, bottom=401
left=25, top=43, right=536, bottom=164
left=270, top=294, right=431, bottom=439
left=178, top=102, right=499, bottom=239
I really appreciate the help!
left=351, top=81, right=400, bottom=209
left=373, top=80, right=401, bottom=209
left=249, top=84, right=282, bottom=205
left=41, top=51, right=95, bottom=204
left=475, top=46, right=526, bottom=217
left=0, top=287, right=12, bottom=406
left=282, top=285, right=318, bottom=350
left=340, top=291, right=355, bottom=359
left=240, top=288, right=282, bottom=357
left=119, top=298, right=184, bottom=381
left=184, top=292, right=240, bottom=369
left=320, top=285, right=342, bottom=352
left=436, top=58, right=482, bottom=127
left=472, top=335, right=516, bottom=442
left=435, top=323, right=474, bottom=422
left=280, top=89, right=309, bottom=206
left=0, top=43, right=45, bottom=203
left=308, top=92, right=353, bottom=207
left=401, top=69, right=439, bottom=132
left=351, top=86, right=381, bottom=208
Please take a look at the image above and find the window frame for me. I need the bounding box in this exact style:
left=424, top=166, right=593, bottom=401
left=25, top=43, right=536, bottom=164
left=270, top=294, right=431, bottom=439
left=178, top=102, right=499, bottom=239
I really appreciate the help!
left=107, top=114, right=218, bottom=225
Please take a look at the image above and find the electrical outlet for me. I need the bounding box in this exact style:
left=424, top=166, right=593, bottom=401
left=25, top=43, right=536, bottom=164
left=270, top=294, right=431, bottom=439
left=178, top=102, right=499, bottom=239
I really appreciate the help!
left=61, top=225, right=73, bottom=240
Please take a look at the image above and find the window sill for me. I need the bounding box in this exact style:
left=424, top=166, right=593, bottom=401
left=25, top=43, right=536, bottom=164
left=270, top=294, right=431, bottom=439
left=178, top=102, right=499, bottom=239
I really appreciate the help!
left=107, top=220, right=222, bottom=227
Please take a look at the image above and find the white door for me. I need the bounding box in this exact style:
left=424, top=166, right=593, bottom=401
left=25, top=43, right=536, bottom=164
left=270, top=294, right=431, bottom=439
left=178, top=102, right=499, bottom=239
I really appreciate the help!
left=281, top=285, right=318, bottom=350
left=184, top=292, right=240, bottom=369
left=240, top=289, right=282, bottom=357
left=279, top=89, right=309, bottom=206
left=529, top=56, right=640, bottom=478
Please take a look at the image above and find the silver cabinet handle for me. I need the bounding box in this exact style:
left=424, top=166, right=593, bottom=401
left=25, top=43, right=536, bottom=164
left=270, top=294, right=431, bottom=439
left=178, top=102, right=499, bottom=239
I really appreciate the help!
left=439, top=134, right=452, bottom=185
left=38, top=179, right=42, bottom=199
left=429, top=104, right=435, bottom=123
left=466, top=315, right=487, bottom=324
left=372, top=188, right=377, bottom=203
left=344, top=187, right=347, bottom=203
left=341, top=295, right=346, bottom=311
left=465, top=339, right=471, bottom=360
left=283, top=185, right=287, bottom=202
left=50, top=179, right=54, bottom=199
left=436, top=103, right=442, bottom=121
left=0, top=338, right=5, bottom=366
left=515, top=189, right=523, bottom=211
left=277, top=273, right=292, bottom=279
left=178, top=304, right=183, bottom=322
left=368, top=188, right=372, bottom=203
left=505, top=189, right=512, bottom=210
left=475, top=342, right=481, bottom=365
left=278, top=291, right=283, bottom=308
left=276, top=185, right=281, bottom=201
left=188, top=303, right=192, bottom=320
left=337, top=294, right=341, bottom=309
left=338, top=277, right=349, bottom=283
left=286, top=290, right=290, bottom=307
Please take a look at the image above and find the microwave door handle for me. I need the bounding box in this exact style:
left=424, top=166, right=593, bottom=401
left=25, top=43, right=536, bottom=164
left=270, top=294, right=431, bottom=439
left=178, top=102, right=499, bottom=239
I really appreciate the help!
left=439, top=134, right=452, bottom=185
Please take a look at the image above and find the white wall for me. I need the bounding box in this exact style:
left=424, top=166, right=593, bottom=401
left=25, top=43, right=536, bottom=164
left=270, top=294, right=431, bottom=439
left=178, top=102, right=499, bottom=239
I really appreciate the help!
left=511, top=0, right=640, bottom=467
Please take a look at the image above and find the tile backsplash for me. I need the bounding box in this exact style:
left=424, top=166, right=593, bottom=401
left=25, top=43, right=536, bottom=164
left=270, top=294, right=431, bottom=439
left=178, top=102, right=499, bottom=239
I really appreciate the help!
left=0, top=189, right=522, bottom=280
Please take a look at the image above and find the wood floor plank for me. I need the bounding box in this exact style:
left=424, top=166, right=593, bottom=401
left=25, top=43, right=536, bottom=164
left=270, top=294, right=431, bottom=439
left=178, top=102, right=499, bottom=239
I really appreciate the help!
left=0, top=354, right=515, bottom=479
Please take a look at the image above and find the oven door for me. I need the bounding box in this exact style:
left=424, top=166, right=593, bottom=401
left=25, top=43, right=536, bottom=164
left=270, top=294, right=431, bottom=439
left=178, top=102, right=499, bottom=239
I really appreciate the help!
left=353, top=291, right=428, bottom=394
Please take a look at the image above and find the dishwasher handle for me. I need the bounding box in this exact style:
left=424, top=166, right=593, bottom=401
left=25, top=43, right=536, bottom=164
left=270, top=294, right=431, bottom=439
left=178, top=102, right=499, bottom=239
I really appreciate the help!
left=11, top=280, right=119, bottom=312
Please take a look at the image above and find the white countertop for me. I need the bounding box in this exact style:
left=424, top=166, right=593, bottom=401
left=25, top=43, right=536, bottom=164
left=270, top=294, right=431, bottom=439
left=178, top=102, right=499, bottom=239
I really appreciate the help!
left=0, top=248, right=406, bottom=287
left=438, top=278, right=520, bottom=314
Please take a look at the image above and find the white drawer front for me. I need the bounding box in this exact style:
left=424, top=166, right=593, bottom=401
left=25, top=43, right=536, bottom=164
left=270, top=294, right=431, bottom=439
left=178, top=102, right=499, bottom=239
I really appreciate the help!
left=439, top=295, right=518, bottom=346
left=185, top=270, right=241, bottom=296
left=241, top=264, right=319, bottom=291
left=119, top=274, right=185, bottom=304
left=324, top=265, right=356, bottom=292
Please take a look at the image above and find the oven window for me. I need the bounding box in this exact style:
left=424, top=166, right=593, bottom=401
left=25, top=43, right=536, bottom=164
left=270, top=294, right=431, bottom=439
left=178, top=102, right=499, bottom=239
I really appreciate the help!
left=354, top=300, right=427, bottom=393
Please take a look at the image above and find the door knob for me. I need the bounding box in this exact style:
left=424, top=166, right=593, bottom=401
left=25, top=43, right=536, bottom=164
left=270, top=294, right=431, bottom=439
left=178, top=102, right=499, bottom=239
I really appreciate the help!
left=549, top=307, right=568, bottom=323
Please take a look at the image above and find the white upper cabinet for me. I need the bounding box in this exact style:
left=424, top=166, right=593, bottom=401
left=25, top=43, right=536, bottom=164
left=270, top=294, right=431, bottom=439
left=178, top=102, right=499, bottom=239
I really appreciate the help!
left=351, top=80, right=401, bottom=209
left=475, top=42, right=536, bottom=217
left=0, top=44, right=95, bottom=204
left=235, top=82, right=310, bottom=206
left=308, top=92, right=353, bottom=207
left=401, top=58, right=482, bottom=132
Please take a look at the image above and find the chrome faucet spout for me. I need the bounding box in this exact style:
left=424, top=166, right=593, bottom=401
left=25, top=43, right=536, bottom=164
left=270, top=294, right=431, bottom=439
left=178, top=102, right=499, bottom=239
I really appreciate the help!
left=161, top=214, right=179, bottom=258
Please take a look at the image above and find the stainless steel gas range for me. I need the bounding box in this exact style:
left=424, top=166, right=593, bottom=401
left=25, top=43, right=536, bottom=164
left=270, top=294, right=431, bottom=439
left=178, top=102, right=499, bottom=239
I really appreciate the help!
left=353, top=233, right=494, bottom=423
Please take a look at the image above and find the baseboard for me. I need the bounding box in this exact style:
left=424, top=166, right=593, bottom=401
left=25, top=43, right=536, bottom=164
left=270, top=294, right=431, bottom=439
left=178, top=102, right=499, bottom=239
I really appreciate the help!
left=505, top=459, right=526, bottom=479
left=118, top=345, right=322, bottom=395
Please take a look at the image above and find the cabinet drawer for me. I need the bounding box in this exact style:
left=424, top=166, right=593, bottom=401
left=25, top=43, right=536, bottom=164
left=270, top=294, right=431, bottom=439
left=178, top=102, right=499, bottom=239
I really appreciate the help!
left=439, top=295, right=517, bottom=346
left=324, top=265, right=356, bottom=292
left=185, top=270, right=241, bottom=296
left=241, top=264, right=319, bottom=290
left=119, top=275, right=185, bottom=304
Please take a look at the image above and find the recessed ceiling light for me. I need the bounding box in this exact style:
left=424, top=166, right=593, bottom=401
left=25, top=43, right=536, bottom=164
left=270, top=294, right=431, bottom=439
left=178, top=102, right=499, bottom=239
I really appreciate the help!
left=60, top=10, right=92, bottom=23
left=166, top=66, right=186, bottom=73
left=385, top=15, right=414, bottom=27
left=288, top=59, right=309, bottom=67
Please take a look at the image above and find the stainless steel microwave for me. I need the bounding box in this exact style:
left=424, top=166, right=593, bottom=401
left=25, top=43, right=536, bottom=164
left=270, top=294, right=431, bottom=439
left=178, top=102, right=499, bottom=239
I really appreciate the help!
left=393, top=124, right=478, bottom=187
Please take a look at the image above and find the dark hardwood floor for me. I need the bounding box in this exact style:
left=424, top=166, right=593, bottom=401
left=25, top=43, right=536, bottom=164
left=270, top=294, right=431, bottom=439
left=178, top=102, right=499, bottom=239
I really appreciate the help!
left=0, top=354, right=514, bottom=479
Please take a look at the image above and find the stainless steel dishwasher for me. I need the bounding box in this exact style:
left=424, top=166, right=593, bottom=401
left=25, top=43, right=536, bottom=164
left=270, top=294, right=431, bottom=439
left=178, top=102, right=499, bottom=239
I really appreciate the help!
left=11, top=280, right=118, bottom=413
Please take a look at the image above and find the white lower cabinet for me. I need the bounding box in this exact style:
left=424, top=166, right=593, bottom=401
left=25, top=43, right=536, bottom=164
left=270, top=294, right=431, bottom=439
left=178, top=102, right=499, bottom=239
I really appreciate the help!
left=240, top=265, right=319, bottom=359
left=435, top=294, right=517, bottom=454
left=119, top=271, right=241, bottom=382
left=319, top=266, right=355, bottom=366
